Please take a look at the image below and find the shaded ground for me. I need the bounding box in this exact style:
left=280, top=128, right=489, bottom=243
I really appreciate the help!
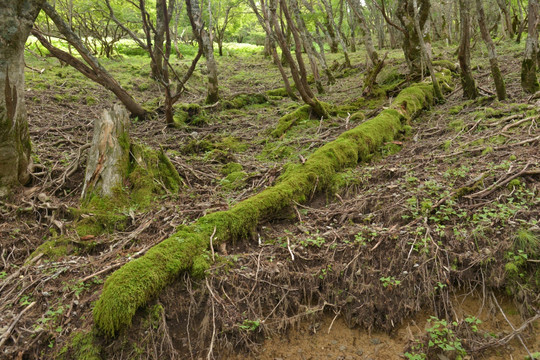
left=0, top=40, right=538, bottom=360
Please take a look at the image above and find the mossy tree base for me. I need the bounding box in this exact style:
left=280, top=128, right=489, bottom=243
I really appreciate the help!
left=92, top=76, right=449, bottom=338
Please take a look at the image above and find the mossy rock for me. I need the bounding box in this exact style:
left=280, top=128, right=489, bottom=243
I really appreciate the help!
left=266, top=85, right=296, bottom=98
left=223, top=93, right=268, bottom=109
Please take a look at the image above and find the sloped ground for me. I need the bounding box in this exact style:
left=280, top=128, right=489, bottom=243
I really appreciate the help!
left=0, top=41, right=538, bottom=360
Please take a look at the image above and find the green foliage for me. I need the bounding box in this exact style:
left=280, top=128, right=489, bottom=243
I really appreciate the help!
left=238, top=319, right=261, bottom=331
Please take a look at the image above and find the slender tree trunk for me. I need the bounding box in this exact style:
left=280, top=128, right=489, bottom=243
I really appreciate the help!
left=319, top=0, right=351, bottom=67
left=496, top=0, right=515, bottom=38
left=458, top=0, right=478, bottom=99
left=249, top=0, right=298, bottom=99
left=396, top=0, right=430, bottom=78
left=290, top=0, right=324, bottom=93
left=152, top=0, right=167, bottom=79
left=41, top=3, right=147, bottom=117
left=0, top=0, right=44, bottom=192
left=186, top=0, right=219, bottom=103
left=475, top=0, right=507, bottom=100
left=521, top=0, right=539, bottom=93
left=412, top=0, right=442, bottom=101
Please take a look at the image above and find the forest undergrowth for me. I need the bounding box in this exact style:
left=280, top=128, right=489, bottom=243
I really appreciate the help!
left=0, top=40, right=539, bottom=360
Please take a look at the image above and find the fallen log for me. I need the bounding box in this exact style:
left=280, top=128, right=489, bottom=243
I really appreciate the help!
left=93, top=73, right=452, bottom=337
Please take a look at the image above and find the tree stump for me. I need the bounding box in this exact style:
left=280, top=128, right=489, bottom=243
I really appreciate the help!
left=81, top=105, right=130, bottom=200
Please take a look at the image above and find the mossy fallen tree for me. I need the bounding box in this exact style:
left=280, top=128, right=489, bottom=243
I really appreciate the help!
left=93, top=75, right=452, bottom=337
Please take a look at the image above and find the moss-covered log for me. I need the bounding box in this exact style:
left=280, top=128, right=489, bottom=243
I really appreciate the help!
left=93, top=77, right=448, bottom=337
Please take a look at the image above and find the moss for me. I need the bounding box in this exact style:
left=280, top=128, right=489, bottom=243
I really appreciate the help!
left=223, top=93, right=267, bottom=109
left=173, top=103, right=208, bottom=126
left=350, top=112, right=365, bottom=122
left=215, top=136, right=248, bottom=152
left=93, top=78, right=441, bottom=337
left=181, top=139, right=215, bottom=155
left=266, top=85, right=296, bottom=97
left=220, top=162, right=243, bottom=175
left=271, top=105, right=311, bottom=138
left=27, top=236, right=71, bottom=262
left=433, top=60, right=458, bottom=72
left=75, top=145, right=182, bottom=237
left=58, top=329, right=101, bottom=360
left=191, top=253, right=210, bottom=278
left=220, top=171, right=248, bottom=190
left=448, top=119, right=465, bottom=132
left=377, top=67, right=402, bottom=85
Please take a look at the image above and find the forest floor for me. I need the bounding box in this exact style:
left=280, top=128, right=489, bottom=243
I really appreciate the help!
left=0, top=40, right=539, bottom=360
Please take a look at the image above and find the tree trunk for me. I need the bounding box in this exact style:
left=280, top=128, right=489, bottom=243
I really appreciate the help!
left=412, top=0, right=442, bottom=101
left=458, top=0, right=478, bottom=99
left=319, top=0, right=351, bottom=67
left=81, top=105, right=130, bottom=200
left=0, top=0, right=44, bottom=193
left=496, top=0, right=514, bottom=38
left=290, top=0, right=324, bottom=93
left=396, top=0, right=430, bottom=78
left=248, top=0, right=298, bottom=99
left=521, top=0, right=539, bottom=93
left=186, top=0, right=219, bottom=104
left=475, top=0, right=507, bottom=100
left=40, top=3, right=147, bottom=117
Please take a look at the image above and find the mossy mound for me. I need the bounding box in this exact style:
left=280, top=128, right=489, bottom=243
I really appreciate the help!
left=271, top=105, right=311, bottom=138
left=173, top=103, right=209, bottom=126
left=74, top=145, right=183, bottom=238
left=223, top=93, right=268, bottom=109
left=266, top=85, right=296, bottom=98
left=57, top=329, right=101, bottom=360
left=93, top=78, right=443, bottom=338
left=27, top=236, right=72, bottom=262
left=220, top=171, right=248, bottom=191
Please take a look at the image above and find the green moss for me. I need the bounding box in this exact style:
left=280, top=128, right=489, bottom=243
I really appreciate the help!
left=350, top=112, right=365, bottom=122
left=220, top=171, right=248, bottom=190
left=221, top=162, right=243, bottom=175
left=271, top=105, right=310, bottom=138
left=27, top=236, right=71, bottom=262
left=448, top=119, right=465, bottom=132
left=75, top=145, right=182, bottom=237
left=223, top=93, right=268, bottom=109
left=216, top=136, right=248, bottom=152
left=173, top=103, right=208, bottom=126
left=93, top=78, right=441, bottom=337
left=181, top=139, right=215, bottom=155
left=449, top=105, right=464, bottom=115
left=433, top=60, right=458, bottom=72
left=266, top=85, right=296, bottom=97
left=58, top=329, right=101, bottom=360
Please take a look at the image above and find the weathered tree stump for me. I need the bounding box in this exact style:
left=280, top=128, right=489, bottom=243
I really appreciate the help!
left=81, top=104, right=130, bottom=200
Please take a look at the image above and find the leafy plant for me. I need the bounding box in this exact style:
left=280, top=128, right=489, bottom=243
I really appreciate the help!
left=239, top=319, right=260, bottom=331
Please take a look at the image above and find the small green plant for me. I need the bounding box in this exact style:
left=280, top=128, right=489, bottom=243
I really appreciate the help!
left=239, top=319, right=260, bottom=331
left=380, top=276, right=401, bottom=288
left=464, top=316, right=482, bottom=332
left=0, top=271, right=7, bottom=280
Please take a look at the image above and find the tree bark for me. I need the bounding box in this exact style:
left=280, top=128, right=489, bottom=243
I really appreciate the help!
left=248, top=0, right=298, bottom=99
left=396, top=0, right=430, bottom=78
left=475, top=0, right=507, bottom=100
left=81, top=105, right=130, bottom=200
left=186, top=0, right=219, bottom=103
left=319, top=0, right=351, bottom=67
left=412, top=0, right=442, bottom=101
left=521, top=0, right=539, bottom=93
left=496, top=0, right=515, bottom=38
left=0, top=0, right=45, bottom=192
left=458, top=0, right=478, bottom=99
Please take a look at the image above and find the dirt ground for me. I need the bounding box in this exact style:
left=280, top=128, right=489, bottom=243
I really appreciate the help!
left=0, top=40, right=539, bottom=360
